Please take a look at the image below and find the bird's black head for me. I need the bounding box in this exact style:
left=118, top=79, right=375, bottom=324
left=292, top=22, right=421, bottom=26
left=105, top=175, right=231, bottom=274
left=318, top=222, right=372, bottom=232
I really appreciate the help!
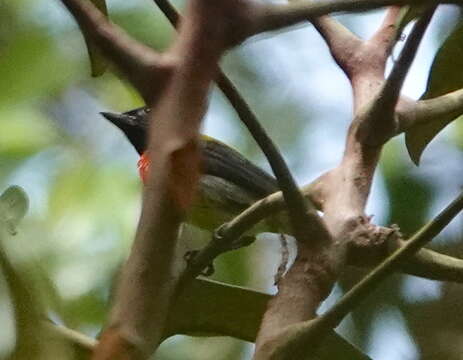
left=101, top=107, right=150, bottom=155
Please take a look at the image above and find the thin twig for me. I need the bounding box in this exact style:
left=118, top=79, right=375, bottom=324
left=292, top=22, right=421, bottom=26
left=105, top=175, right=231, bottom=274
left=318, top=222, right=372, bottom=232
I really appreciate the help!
left=44, top=322, right=97, bottom=354
left=215, top=75, right=330, bottom=245
left=400, top=88, right=463, bottom=130
left=154, top=0, right=180, bottom=25
left=376, top=5, right=436, bottom=112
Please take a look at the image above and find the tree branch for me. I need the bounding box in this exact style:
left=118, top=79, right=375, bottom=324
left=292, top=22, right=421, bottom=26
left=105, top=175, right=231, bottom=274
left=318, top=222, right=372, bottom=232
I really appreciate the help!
left=152, top=6, right=337, bottom=355
left=44, top=322, right=97, bottom=358
left=395, top=241, right=463, bottom=282
left=251, top=6, right=453, bottom=357
left=368, top=5, right=403, bottom=58
left=398, top=87, right=463, bottom=131
left=357, top=5, right=436, bottom=145
left=215, top=75, right=330, bottom=247
left=63, top=1, right=463, bottom=359
left=90, top=1, right=239, bottom=358
left=214, top=180, right=463, bottom=283
left=246, top=0, right=448, bottom=42
left=154, top=0, right=330, bottom=253
left=313, top=16, right=364, bottom=78
left=322, top=190, right=463, bottom=327
left=255, top=190, right=463, bottom=359
left=287, top=0, right=363, bottom=79
left=60, top=0, right=172, bottom=103
left=154, top=0, right=180, bottom=26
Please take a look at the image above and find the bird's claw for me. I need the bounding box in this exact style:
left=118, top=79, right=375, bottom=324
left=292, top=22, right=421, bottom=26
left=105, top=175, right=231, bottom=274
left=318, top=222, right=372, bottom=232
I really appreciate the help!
left=184, top=250, right=215, bottom=277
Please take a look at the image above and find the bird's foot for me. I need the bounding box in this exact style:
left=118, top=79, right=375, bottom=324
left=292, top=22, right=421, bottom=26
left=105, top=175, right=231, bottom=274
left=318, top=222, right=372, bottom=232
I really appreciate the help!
left=184, top=250, right=215, bottom=276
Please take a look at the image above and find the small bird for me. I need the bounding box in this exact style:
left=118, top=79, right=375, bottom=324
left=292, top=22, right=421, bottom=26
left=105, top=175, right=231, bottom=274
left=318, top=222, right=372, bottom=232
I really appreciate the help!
left=101, top=107, right=280, bottom=233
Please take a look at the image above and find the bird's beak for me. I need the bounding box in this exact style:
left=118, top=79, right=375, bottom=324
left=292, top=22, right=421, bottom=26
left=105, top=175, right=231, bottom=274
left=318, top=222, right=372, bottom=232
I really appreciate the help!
left=100, top=111, right=146, bottom=154
left=100, top=111, right=128, bottom=128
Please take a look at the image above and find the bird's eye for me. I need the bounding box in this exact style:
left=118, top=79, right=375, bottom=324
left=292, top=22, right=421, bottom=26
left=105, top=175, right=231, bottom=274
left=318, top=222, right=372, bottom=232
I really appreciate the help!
left=145, top=108, right=151, bottom=113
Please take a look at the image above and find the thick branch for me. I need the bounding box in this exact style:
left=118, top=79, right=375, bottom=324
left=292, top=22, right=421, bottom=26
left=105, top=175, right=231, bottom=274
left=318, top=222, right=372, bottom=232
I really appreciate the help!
left=152, top=0, right=448, bottom=47
left=152, top=6, right=336, bottom=353
left=246, top=0, right=448, bottom=41
left=92, top=1, right=235, bottom=359
left=347, top=222, right=463, bottom=282
left=345, top=6, right=402, bottom=89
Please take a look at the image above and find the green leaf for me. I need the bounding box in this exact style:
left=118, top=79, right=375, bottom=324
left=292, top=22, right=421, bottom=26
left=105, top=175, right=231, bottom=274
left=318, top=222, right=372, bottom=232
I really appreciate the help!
left=0, top=186, right=29, bottom=235
left=0, top=31, right=77, bottom=105
left=405, top=19, right=463, bottom=165
left=0, top=106, right=59, bottom=158
left=168, top=279, right=371, bottom=360
left=0, top=234, right=77, bottom=359
left=82, top=0, right=109, bottom=77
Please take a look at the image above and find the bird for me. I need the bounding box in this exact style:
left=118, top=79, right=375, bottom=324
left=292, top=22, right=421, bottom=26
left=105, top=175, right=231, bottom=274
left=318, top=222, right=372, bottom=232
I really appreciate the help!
left=101, top=107, right=281, bottom=234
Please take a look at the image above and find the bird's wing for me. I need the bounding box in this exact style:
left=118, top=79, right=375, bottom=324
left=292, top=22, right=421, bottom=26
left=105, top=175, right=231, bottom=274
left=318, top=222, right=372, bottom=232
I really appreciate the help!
left=201, top=138, right=278, bottom=199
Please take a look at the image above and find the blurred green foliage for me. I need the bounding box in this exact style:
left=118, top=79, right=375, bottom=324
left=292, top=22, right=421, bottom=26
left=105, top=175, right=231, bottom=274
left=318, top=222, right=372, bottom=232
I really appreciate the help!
left=0, top=1, right=462, bottom=360
left=84, top=0, right=109, bottom=77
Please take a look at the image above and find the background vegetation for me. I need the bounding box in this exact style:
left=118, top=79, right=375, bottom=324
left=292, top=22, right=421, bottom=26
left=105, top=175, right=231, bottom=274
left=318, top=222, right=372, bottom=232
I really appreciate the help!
left=1, top=1, right=462, bottom=359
